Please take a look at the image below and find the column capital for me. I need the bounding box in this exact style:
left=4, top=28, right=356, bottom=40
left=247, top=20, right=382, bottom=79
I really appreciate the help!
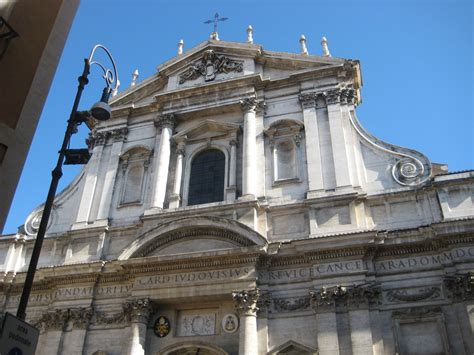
left=309, top=283, right=381, bottom=312
left=34, top=307, right=93, bottom=331
left=154, top=113, right=176, bottom=130
left=339, top=88, right=357, bottom=105
left=232, top=289, right=260, bottom=316
left=298, top=92, right=318, bottom=109
left=86, top=131, right=108, bottom=149
left=239, top=96, right=264, bottom=113
left=444, top=272, right=474, bottom=301
left=324, top=88, right=342, bottom=105
left=174, top=135, right=187, bottom=155
left=230, top=139, right=239, bottom=147
left=109, top=127, right=129, bottom=142
left=123, top=297, right=154, bottom=324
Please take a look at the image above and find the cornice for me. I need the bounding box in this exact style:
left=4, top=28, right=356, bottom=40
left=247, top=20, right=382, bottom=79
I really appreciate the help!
left=120, top=251, right=263, bottom=274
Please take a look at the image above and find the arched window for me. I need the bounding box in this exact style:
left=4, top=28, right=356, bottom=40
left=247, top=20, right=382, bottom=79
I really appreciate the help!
left=188, top=149, right=225, bottom=206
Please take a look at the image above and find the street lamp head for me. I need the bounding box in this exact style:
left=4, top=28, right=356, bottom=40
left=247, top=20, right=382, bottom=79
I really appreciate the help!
left=90, top=87, right=112, bottom=121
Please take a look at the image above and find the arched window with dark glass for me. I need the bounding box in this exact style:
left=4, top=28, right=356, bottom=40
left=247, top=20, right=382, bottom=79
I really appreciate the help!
left=188, top=149, right=225, bottom=206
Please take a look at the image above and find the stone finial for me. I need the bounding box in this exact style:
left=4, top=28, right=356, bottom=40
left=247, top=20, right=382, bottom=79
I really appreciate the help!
left=131, top=69, right=139, bottom=87
left=112, top=79, right=120, bottom=96
left=299, top=34, right=308, bottom=55
left=247, top=25, right=254, bottom=44
left=321, top=36, right=331, bottom=57
left=177, top=39, right=184, bottom=55
left=210, top=31, right=219, bottom=40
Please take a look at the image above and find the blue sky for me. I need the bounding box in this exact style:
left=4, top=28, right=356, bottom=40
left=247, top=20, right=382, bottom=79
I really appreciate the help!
left=3, top=0, right=473, bottom=233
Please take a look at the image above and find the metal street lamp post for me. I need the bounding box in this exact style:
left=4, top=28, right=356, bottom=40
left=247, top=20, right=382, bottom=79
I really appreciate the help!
left=16, top=44, right=119, bottom=321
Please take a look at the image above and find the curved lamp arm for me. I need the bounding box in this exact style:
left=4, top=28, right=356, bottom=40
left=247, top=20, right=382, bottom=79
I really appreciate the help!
left=88, top=44, right=120, bottom=92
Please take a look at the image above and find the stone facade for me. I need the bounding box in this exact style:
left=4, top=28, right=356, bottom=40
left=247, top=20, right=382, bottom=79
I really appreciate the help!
left=0, top=37, right=473, bottom=355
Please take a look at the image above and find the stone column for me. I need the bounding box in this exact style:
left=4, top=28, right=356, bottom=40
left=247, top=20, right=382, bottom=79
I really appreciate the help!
left=348, top=309, right=374, bottom=355
left=226, top=138, right=238, bottom=201
left=96, top=128, right=128, bottom=221
left=62, top=308, right=93, bottom=354
left=325, top=89, right=352, bottom=191
left=169, top=136, right=186, bottom=209
left=125, top=298, right=153, bottom=355
left=232, top=289, right=260, bottom=355
left=74, top=132, right=107, bottom=226
left=309, top=288, right=340, bottom=355
left=149, top=114, right=175, bottom=210
left=299, top=92, right=324, bottom=194
left=339, top=89, right=361, bottom=188
left=240, top=98, right=258, bottom=198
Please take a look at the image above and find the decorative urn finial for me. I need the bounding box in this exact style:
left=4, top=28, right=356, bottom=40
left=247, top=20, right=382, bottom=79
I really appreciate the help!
left=300, top=34, right=308, bottom=55
left=177, top=39, right=184, bottom=55
left=131, top=69, right=139, bottom=87
left=247, top=25, right=254, bottom=44
left=321, top=36, right=331, bottom=57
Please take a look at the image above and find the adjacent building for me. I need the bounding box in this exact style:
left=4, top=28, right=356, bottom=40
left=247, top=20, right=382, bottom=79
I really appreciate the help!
left=0, top=29, right=473, bottom=355
left=0, top=0, right=80, bottom=232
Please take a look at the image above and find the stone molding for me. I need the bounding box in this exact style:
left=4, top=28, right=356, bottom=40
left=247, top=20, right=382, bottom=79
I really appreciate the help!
left=392, top=305, right=442, bottom=319
left=444, top=272, right=474, bottom=301
left=386, top=286, right=441, bottom=303
left=232, top=288, right=260, bottom=316
left=309, top=283, right=380, bottom=311
left=256, top=291, right=272, bottom=316
left=132, top=227, right=254, bottom=258
left=34, top=307, right=93, bottom=331
left=179, top=49, right=243, bottom=84
left=273, top=296, right=311, bottom=312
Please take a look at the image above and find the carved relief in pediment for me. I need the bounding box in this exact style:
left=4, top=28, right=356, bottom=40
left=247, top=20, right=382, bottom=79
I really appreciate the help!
left=179, top=50, right=243, bottom=84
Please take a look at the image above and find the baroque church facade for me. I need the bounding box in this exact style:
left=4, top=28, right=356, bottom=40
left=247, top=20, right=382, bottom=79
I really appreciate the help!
left=0, top=30, right=473, bottom=355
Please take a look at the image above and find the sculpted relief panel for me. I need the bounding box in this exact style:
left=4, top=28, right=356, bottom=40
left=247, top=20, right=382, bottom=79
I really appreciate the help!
left=177, top=309, right=217, bottom=336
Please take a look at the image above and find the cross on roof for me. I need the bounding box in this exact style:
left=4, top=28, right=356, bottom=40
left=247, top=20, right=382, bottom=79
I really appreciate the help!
left=204, top=12, right=229, bottom=34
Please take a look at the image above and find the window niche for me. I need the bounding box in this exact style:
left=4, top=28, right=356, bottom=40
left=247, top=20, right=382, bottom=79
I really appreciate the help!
left=188, top=148, right=226, bottom=206
left=265, top=120, right=304, bottom=185
left=118, top=146, right=152, bottom=206
left=392, top=307, right=450, bottom=355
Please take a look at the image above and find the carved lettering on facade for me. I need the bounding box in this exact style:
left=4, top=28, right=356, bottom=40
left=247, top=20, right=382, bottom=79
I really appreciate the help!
left=134, top=267, right=252, bottom=288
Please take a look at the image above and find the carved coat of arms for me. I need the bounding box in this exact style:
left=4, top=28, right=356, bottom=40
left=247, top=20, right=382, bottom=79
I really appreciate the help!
left=179, top=49, right=243, bottom=84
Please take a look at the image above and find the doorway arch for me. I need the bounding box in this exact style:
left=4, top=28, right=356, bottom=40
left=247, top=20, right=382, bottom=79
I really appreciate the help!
left=157, top=341, right=228, bottom=355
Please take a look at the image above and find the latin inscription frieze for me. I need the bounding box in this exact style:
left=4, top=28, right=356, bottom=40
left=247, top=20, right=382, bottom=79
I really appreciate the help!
left=134, top=267, right=254, bottom=288
left=2, top=284, right=132, bottom=306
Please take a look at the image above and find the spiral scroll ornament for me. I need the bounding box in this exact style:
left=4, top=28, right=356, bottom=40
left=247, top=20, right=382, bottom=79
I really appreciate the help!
left=392, top=158, right=425, bottom=186
left=25, top=209, right=54, bottom=236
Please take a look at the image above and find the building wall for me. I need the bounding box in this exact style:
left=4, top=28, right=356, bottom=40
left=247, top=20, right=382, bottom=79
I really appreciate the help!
left=0, top=39, right=473, bottom=355
left=0, top=0, right=80, bottom=232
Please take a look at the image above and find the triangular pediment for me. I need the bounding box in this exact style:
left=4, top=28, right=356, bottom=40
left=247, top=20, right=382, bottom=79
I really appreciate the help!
left=111, top=39, right=346, bottom=108
left=269, top=340, right=318, bottom=355
left=173, top=119, right=240, bottom=143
